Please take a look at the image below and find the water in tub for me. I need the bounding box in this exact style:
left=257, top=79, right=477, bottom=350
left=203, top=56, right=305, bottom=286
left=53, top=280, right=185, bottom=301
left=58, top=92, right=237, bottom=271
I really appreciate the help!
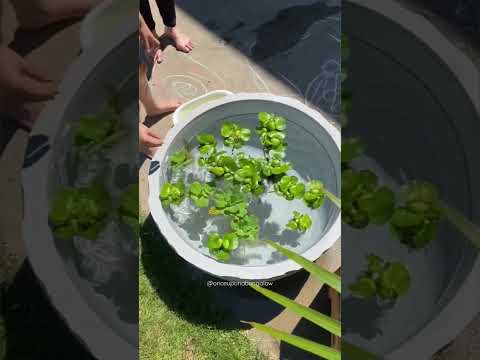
left=162, top=113, right=338, bottom=266
left=55, top=99, right=138, bottom=285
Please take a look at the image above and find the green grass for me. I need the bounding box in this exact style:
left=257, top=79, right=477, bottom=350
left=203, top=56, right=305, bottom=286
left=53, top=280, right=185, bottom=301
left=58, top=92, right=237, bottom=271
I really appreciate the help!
left=139, top=216, right=267, bottom=360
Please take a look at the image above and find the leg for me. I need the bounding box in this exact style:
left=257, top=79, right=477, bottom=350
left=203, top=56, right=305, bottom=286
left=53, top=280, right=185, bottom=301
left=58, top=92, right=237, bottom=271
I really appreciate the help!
left=154, top=0, right=193, bottom=53
left=139, top=63, right=180, bottom=117
left=156, top=0, right=176, bottom=28
left=140, top=0, right=156, bottom=32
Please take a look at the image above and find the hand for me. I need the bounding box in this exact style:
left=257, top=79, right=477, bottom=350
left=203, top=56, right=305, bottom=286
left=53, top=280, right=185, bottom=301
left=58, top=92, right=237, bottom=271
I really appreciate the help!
left=0, top=47, right=57, bottom=107
left=139, top=122, right=163, bottom=158
left=139, top=14, right=162, bottom=63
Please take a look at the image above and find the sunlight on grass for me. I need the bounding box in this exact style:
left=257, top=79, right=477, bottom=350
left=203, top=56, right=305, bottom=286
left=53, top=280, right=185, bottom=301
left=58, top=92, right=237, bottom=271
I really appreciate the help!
left=139, top=244, right=267, bottom=360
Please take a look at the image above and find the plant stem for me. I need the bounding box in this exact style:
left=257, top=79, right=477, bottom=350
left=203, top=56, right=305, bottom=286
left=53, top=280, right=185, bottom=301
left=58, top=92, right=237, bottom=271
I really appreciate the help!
left=324, top=189, right=341, bottom=209
left=439, top=200, right=480, bottom=249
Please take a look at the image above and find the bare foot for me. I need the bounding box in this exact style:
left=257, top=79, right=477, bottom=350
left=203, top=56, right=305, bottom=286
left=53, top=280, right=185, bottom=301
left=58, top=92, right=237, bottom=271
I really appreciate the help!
left=144, top=97, right=181, bottom=118
left=164, top=26, right=193, bottom=53
left=11, top=0, right=101, bottom=29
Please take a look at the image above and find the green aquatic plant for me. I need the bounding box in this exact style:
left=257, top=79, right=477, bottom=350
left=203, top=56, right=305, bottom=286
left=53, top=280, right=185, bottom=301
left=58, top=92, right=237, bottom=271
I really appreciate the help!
left=390, top=181, right=441, bottom=249
left=234, top=157, right=265, bottom=195
left=196, top=133, right=217, bottom=155
left=160, top=181, right=185, bottom=206
left=274, top=175, right=305, bottom=200
left=342, top=169, right=394, bottom=228
left=305, top=180, right=341, bottom=209
left=349, top=254, right=410, bottom=302
left=221, top=121, right=251, bottom=149
left=74, top=105, right=125, bottom=153
left=256, top=112, right=288, bottom=155
left=160, top=111, right=340, bottom=262
left=49, top=183, right=111, bottom=240
left=169, top=149, right=192, bottom=169
left=206, top=232, right=239, bottom=262
left=286, top=211, right=312, bottom=233
left=188, top=181, right=214, bottom=208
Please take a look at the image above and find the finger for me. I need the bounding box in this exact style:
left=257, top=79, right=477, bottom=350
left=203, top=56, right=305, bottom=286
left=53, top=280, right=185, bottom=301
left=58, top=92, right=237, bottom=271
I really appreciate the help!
left=144, top=131, right=163, bottom=146
left=17, top=75, right=58, bottom=102
left=21, top=62, right=52, bottom=82
left=147, top=36, right=160, bottom=50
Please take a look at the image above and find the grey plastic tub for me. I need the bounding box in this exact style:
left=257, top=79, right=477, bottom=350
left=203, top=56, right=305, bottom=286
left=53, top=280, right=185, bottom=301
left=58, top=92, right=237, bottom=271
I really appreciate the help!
left=148, top=92, right=341, bottom=281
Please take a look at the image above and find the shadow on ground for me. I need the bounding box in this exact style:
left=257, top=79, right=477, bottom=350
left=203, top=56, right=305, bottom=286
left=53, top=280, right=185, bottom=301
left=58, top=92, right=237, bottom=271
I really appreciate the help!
left=141, top=214, right=323, bottom=331
left=176, top=0, right=341, bottom=119
left=279, top=287, right=332, bottom=359
left=3, top=261, right=94, bottom=359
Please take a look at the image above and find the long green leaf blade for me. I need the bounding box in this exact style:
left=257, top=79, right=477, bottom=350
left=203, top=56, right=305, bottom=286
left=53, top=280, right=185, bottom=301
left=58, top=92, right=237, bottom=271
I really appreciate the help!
left=342, top=341, right=382, bottom=360
left=250, top=284, right=341, bottom=337
left=325, top=189, right=341, bottom=208
left=439, top=201, right=480, bottom=249
left=266, top=240, right=341, bottom=293
left=245, top=322, right=340, bottom=360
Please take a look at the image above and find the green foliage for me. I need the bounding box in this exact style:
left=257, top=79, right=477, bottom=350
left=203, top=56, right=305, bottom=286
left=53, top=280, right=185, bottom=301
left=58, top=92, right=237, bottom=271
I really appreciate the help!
left=267, top=240, right=341, bottom=292
left=234, top=156, right=265, bottom=195
left=160, top=181, right=185, bottom=206
left=342, top=169, right=395, bottom=228
left=350, top=254, right=410, bottom=302
left=230, top=214, right=260, bottom=241
left=196, top=133, right=217, bottom=154
left=304, top=180, right=327, bottom=209
left=246, top=242, right=342, bottom=360
left=118, top=183, right=139, bottom=236
left=74, top=106, right=125, bottom=153
left=169, top=149, right=192, bottom=169
left=209, top=187, right=248, bottom=218
left=274, top=175, right=305, bottom=200
left=206, top=232, right=239, bottom=261
left=49, top=183, right=111, bottom=240
left=160, top=111, right=339, bottom=264
left=257, top=112, right=287, bottom=154
left=221, top=121, right=251, bottom=149
left=390, top=182, right=441, bottom=248
left=287, top=211, right=312, bottom=233
left=188, top=181, right=214, bottom=208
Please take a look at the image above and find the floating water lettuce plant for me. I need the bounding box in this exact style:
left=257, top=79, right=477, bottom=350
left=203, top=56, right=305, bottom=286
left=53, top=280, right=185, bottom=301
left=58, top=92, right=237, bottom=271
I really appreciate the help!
left=350, top=254, right=410, bottom=302
left=342, top=169, right=394, bottom=228
left=390, top=181, right=441, bottom=249
left=74, top=105, right=125, bottom=153
left=206, top=232, right=239, bottom=261
left=274, top=175, right=305, bottom=200
left=188, top=181, right=214, bottom=208
left=287, top=211, right=313, bottom=233
left=196, top=133, right=217, bottom=155
left=160, top=181, right=185, bottom=206
left=221, top=121, right=251, bottom=149
left=160, top=112, right=341, bottom=262
left=169, top=149, right=192, bottom=169
left=49, top=183, right=111, bottom=240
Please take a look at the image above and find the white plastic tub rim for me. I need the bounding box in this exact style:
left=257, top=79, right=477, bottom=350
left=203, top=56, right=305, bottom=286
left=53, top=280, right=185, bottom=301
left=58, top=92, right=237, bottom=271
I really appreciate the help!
left=148, top=92, right=341, bottom=281
left=346, top=1, right=480, bottom=359
left=21, top=21, right=137, bottom=360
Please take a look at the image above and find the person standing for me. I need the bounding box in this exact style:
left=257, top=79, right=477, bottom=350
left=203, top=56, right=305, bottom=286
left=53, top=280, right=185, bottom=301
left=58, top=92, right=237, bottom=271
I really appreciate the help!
left=140, top=0, right=193, bottom=54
